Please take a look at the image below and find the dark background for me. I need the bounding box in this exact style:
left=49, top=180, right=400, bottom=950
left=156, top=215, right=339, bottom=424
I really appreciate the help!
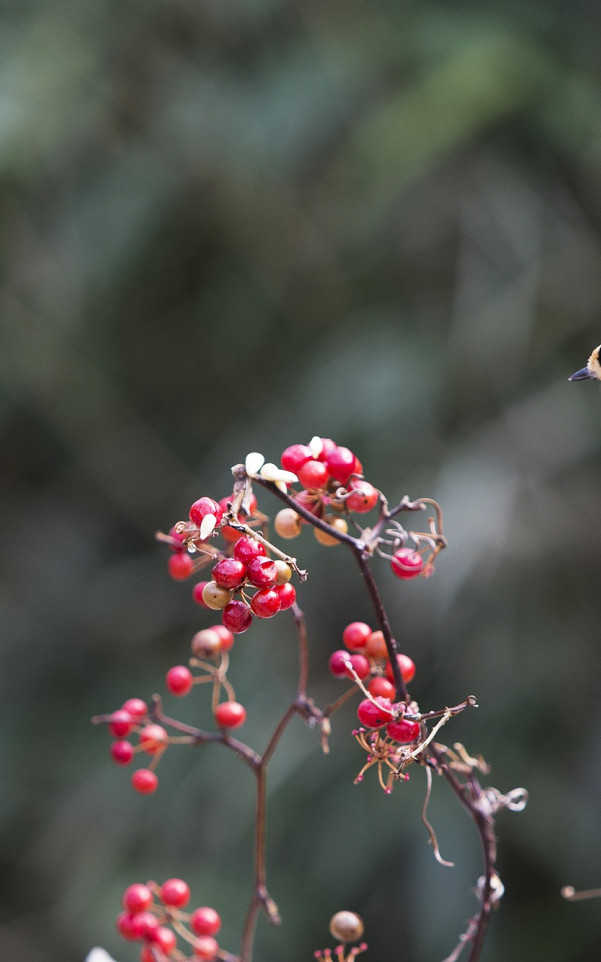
left=2, top=1, right=601, bottom=960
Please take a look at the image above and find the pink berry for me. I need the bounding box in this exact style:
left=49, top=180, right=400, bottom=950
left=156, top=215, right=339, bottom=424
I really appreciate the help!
left=297, top=459, right=329, bottom=489
left=189, top=497, right=223, bottom=527
left=233, top=536, right=266, bottom=565
left=168, top=552, right=194, bottom=580
left=329, top=649, right=352, bottom=678
left=384, top=653, right=416, bottom=684
left=390, top=547, right=424, bottom=579
left=250, top=587, right=281, bottom=618
left=281, top=443, right=313, bottom=472
left=131, top=769, right=159, bottom=794
left=108, top=709, right=133, bottom=738
left=356, top=696, right=395, bottom=728
left=246, top=556, right=277, bottom=588
left=149, top=925, right=177, bottom=955
left=346, top=479, right=379, bottom=513
left=211, top=557, right=247, bottom=589
left=190, top=907, right=221, bottom=937
left=342, top=621, right=372, bottom=651
left=275, top=582, right=296, bottom=610
left=326, top=446, right=358, bottom=483
left=386, top=719, right=420, bottom=743
left=139, top=724, right=168, bottom=754
left=211, top=624, right=235, bottom=650
left=222, top=600, right=253, bottom=634
left=117, top=909, right=159, bottom=940
left=116, top=910, right=143, bottom=940
left=160, top=877, right=190, bottom=907
left=123, top=883, right=153, bottom=914
left=110, top=740, right=134, bottom=765
left=214, top=700, right=247, bottom=729
left=122, top=698, right=148, bottom=719
left=193, top=935, right=219, bottom=960
left=166, top=665, right=193, bottom=696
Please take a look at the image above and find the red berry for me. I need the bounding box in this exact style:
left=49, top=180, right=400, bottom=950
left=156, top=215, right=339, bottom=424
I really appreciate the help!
left=131, top=769, right=159, bottom=794
left=122, top=698, right=148, bottom=719
left=390, top=547, right=424, bottom=579
left=386, top=718, right=420, bottom=742
left=214, top=700, right=247, bottom=729
left=364, top=630, right=388, bottom=659
left=347, top=653, right=371, bottom=680
left=193, top=935, right=219, bottom=960
left=384, top=653, right=416, bottom=684
left=160, top=877, right=190, bottom=907
left=192, top=581, right=211, bottom=608
left=166, top=665, right=193, bottom=696
left=246, top=556, right=277, bottom=588
left=139, top=724, right=168, bottom=754
left=189, top=497, right=223, bottom=527
left=293, top=488, right=322, bottom=520
left=346, top=479, right=379, bottom=513
left=356, top=696, right=395, bottom=727
left=168, top=552, right=194, bottom=581
left=222, top=600, right=253, bottom=634
left=190, top=907, right=221, bottom=937
left=368, top=677, right=396, bottom=700
left=149, top=925, right=177, bottom=955
left=281, top=443, right=313, bottom=472
left=108, top=709, right=133, bottom=738
left=123, top=883, right=153, bottom=914
left=233, top=535, right=266, bottom=565
left=312, top=437, right=337, bottom=462
left=297, top=459, right=329, bottom=489
left=275, top=582, right=296, bottom=610
left=342, top=621, right=372, bottom=651
left=250, top=587, right=281, bottom=618
left=211, top=557, right=247, bottom=589
left=111, top=740, right=134, bottom=765
left=326, top=446, right=358, bottom=483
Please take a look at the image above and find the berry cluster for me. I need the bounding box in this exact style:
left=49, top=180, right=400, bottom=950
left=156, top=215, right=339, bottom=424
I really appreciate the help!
left=328, top=621, right=415, bottom=708
left=98, top=623, right=251, bottom=794
left=327, top=621, right=424, bottom=793
left=163, top=489, right=297, bottom=635
left=117, top=879, right=221, bottom=961
left=272, top=437, right=378, bottom=544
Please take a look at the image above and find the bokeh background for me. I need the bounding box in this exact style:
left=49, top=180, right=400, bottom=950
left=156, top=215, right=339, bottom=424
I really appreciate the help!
left=3, top=1, right=601, bottom=960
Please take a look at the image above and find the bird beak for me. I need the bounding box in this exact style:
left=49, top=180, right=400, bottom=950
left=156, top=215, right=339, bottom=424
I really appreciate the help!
left=568, top=366, right=594, bottom=381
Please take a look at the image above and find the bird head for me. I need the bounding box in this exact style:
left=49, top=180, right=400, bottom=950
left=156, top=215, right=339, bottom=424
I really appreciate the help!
left=569, top=344, right=601, bottom=381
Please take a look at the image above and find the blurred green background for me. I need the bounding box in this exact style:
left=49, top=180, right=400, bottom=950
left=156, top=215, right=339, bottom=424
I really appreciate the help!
left=3, top=0, right=601, bottom=960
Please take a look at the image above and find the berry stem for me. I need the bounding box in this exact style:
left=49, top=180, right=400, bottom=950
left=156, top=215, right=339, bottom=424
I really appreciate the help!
left=429, top=744, right=498, bottom=962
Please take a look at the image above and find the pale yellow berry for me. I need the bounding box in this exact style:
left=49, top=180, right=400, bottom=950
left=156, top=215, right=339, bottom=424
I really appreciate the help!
left=274, top=559, right=293, bottom=584
left=329, top=910, right=364, bottom=943
left=314, top=516, right=348, bottom=546
left=274, top=508, right=302, bottom=539
left=201, top=581, right=233, bottom=610
left=191, top=628, right=222, bottom=657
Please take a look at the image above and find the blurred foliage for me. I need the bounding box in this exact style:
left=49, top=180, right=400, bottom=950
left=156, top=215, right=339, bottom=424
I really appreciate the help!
left=2, top=0, right=601, bottom=960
